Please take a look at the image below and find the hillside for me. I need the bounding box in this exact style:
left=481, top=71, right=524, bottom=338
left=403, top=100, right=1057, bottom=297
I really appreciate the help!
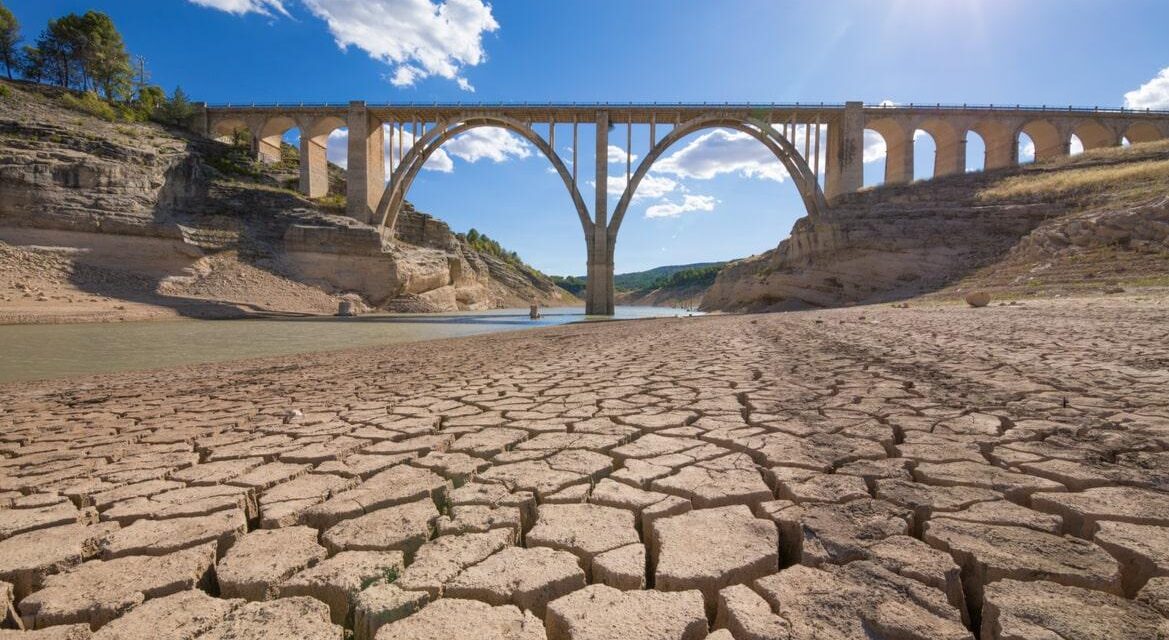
left=0, top=80, right=576, bottom=323
left=703, top=140, right=1169, bottom=311
left=613, top=261, right=727, bottom=291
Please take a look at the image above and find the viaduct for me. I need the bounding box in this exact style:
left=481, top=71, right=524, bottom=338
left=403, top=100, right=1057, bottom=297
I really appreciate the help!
left=189, top=101, right=1169, bottom=315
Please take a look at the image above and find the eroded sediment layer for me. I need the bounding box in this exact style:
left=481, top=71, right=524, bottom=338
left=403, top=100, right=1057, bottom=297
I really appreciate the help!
left=2, top=297, right=1169, bottom=638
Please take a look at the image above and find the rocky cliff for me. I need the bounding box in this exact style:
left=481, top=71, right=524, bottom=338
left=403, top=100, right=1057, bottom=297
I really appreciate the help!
left=702, top=140, right=1169, bottom=311
left=0, top=80, right=575, bottom=322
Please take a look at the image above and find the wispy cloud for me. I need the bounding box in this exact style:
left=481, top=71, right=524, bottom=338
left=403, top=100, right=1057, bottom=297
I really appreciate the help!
left=188, top=0, right=289, bottom=16
left=645, top=194, right=717, bottom=219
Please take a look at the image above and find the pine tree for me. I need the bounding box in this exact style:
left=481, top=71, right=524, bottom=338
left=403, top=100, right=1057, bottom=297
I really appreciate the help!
left=0, top=2, right=20, bottom=80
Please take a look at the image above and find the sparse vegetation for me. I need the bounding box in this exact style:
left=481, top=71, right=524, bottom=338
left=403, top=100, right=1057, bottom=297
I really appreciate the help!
left=59, top=90, right=117, bottom=121
left=458, top=228, right=533, bottom=271
left=550, top=275, right=586, bottom=295
left=979, top=157, right=1169, bottom=203
left=359, top=566, right=400, bottom=590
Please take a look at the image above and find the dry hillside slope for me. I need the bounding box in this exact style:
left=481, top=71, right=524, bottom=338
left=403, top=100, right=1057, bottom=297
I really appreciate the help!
left=703, top=141, right=1169, bottom=311
left=0, top=80, right=575, bottom=323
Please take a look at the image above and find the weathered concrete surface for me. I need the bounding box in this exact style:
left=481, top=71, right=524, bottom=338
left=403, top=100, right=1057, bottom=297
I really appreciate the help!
left=2, top=298, right=1169, bottom=636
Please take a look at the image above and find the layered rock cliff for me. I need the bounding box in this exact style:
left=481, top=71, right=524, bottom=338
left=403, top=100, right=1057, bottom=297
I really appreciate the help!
left=702, top=140, right=1169, bottom=311
left=0, top=80, right=574, bottom=322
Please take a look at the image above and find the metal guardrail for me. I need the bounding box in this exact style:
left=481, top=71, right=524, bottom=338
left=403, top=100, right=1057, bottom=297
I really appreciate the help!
left=199, top=100, right=1169, bottom=116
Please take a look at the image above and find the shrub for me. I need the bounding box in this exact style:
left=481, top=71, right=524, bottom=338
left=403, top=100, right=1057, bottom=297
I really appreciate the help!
left=0, top=84, right=10, bottom=99
left=60, top=90, right=116, bottom=121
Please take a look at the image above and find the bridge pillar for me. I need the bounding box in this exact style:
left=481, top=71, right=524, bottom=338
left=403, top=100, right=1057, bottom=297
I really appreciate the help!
left=346, top=101, right=385, bottom=225
left=299, top=131, right=329, bottom=199
left=586, top=110, right=615, bottom=316
left=934, top=136, right=967, bottom=177
left=884, top=129, right=915, bottom=185
left=825, top=101, right=864, bottom=202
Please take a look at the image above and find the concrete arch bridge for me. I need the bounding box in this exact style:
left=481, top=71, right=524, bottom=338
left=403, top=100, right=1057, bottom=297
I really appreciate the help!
left=191, top=101, right=1169, bottom=314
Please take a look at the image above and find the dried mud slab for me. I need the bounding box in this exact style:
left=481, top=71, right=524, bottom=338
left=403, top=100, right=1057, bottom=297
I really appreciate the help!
left=372, top=598, right=546, bottom=640
left=545, top=584, right=707, bottom=640
left=89, top=590, right=239, bottom=640
left=215, top=526, right=326, bottom=601
left=981, top=578, right=1169, bottom=640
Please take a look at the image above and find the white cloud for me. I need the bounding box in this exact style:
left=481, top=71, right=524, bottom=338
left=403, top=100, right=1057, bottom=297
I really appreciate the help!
left=593, top=173, right=679, bottom=199
left=443, top=128, right=531, bottom=163
left=1124, top=66, right=1169, bottom=110
left=645, top=194, right=717, bottom=219
left=654, top=129, right=790, bottom=183
left=188, top=0, right=289, bottom=16
left=862, top=129, right=886, bottom=163
left=300, top=0, right=499, bottom=90
left=607, top=145, right=638, bottom=164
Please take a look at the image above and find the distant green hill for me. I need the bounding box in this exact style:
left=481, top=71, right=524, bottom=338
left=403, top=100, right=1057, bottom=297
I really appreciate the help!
left=614, top=262, right=727, bottom=291
left=551, top=262, right=727, bottom=295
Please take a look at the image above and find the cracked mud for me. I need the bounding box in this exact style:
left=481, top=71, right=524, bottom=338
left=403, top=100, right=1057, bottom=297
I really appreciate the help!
left=2, top=298, right=1169, bottom=639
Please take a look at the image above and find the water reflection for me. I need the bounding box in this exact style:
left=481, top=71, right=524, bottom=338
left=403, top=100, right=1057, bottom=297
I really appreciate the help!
left=0, top=306, right=701, bottom=383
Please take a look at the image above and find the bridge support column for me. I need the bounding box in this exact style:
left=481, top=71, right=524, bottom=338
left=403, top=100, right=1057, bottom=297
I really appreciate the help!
left=586, top=110, right=615, bottom=316
left=884, top=129, right=915, bottom=185
left=985, top=131, right=1016, bottom=170
left=299, top=132, right=329, bottom=199
left=346, top=101, right=385, bottom=225
left=934, top=136, right=966, bottom=177
left=825, top=101, right=864, bottom=202
left=255, top=135, right=282, bottom=164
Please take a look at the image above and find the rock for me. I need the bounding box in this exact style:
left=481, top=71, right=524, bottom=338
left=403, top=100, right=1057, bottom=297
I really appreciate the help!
left=276, top=550, right=405, bottom=625
left=18, top=544, right=215, bottom=630
left=216, top=526, right=327, bottom=601
left=444, top=546, right=585, bottom=618
left=591, top=544, right=646, bottom=591
left=545, top=584, right=707, bottom=640
left=753, top=562, right=969, bottom=640
left=299, top=466, right=448, bottom=530
left=922, top=519, right=1122, bottom=623
left=395, top=529, right=512, bottom=598
left=1137, top=576, right=1169, bottom=617
left=98, top=510, right=247, bottom=559
left=981, top=578, right=1169, bottom=640
left=195, top=596, right=343, bottom=640
left=1092, top=520, right=1169, bottom=596
left=526, top=504, right=639, bottom=574
left=0, top=523, right=120, bottom=601
left=965, top=291, right=992, bottom=307
left=1032, top=486, right=1169, bottom=537
left=353, top=583, right=428, bottom=640
left=90, top=590, right=238, bottom=640
left=320, top=499, right=439, bottom=558
left=372, top=598, right=546, bottom=640
left=714, top=583, right=792, bottom=640
left=651, top=505, right=778, bottom=619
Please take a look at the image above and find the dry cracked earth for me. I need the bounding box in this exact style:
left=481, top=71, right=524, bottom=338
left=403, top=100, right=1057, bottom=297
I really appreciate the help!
left=2, top=298, right=1169, bottom=640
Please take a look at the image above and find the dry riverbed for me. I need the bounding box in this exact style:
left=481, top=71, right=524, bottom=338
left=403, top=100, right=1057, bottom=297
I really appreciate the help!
left=1, top=297, right=1169, bottom=639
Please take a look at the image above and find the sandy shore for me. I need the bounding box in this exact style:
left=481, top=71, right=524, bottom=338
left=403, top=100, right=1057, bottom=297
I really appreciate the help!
left=2, top=297, right=1169, bottom=638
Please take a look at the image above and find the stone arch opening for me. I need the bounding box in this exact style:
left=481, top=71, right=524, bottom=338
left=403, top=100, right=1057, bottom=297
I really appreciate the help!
left=864, top=117, right=911, bottom=186
left=297, top=116, right=346, bottom=199
left=256, top=116, right=297, bottom=164
left=210, top=117, right=252, bottom=149
left=969, top=121, right=1014, bottom=170
left=964, top=130, right=986, bottom=173
left=916, top=118, right=963, bottom=178
left=1069, top=134, right=1085, bottom=156
left=609, top=115, right=825, bottom=247
left=1125, top=122, right=1164, bottom=145
left=861, top=129, right=888, bottom=187
left=374, top=116, right=591, bottom=241
left=1019, top=120, right=1063, bottom=162
left=912, top=128, right=937, bottom=180
left=1072, top=120, right=1117, bottom=152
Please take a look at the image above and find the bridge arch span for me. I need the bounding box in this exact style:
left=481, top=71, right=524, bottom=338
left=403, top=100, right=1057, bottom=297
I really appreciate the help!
left=374, top=115, right=592, bottom=241
left=608, top=115, right=827, bottom=248
left=1125, top=121, right=1167, bottom=145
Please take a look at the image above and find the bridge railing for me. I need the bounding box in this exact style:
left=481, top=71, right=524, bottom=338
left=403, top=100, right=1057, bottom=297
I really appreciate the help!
left=200, top=101, right=1169, bottom=116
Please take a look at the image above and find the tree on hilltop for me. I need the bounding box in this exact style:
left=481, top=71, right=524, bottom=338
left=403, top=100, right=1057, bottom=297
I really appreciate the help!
left=0, top=2, right=19, bottom=80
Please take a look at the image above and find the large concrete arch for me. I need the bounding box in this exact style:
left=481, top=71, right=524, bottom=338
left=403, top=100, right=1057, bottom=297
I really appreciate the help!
left=608, top=115, right=827, bottom=248
left=373, top=115, right=592, bottom=241
left=914, top=117, right=964, bottom=177
left=255, top=116, right=297, bottom=164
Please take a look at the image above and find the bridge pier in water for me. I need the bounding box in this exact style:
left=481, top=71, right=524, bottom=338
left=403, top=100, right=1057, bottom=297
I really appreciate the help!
left=192, top=101, right=1169, bottom=316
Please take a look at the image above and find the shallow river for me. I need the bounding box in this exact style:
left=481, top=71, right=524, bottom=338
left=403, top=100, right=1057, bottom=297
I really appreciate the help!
left=0, top=306, right=698, bottom=383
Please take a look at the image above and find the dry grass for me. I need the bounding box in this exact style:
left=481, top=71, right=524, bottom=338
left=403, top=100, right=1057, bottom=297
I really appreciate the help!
left=978, top=158, right=1169, bottom=203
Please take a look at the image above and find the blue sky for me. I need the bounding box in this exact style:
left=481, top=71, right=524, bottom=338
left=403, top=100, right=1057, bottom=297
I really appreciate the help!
left=9, top=0, right=1169, bottom=275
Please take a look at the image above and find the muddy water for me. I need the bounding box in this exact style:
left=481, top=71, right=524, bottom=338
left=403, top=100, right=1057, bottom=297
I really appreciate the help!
left=0, top=307, right=700, bottom=383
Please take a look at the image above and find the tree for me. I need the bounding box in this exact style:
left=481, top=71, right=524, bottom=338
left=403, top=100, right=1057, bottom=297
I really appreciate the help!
left=136, top=84, right=165, bottom=113
left=0, top=2, right=18, bottom=80
left=18, top=45, right=44, bottom=83
left=157, top=85, right=193, bottom=125
left=81, top=11, right=131, bottom=100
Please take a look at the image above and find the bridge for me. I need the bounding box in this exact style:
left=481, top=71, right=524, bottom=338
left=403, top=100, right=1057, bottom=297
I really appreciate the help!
left=189, top=101, right=1169, bottom=314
